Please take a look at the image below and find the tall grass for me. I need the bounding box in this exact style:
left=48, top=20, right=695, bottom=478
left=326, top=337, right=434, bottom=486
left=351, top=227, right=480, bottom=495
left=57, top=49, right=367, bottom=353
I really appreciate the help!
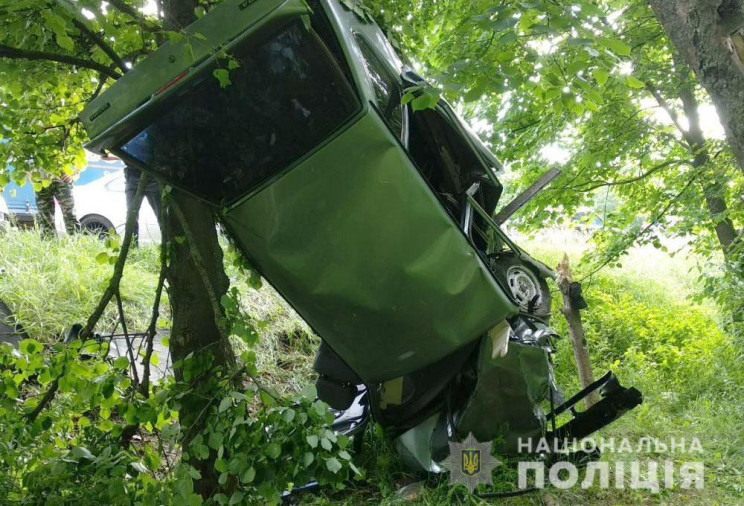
left=0, top=229, right=162, bottom=341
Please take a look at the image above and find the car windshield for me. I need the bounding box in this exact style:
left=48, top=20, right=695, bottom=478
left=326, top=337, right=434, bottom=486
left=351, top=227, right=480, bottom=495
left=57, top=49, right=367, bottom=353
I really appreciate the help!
left=120, top=20, right=360, bottom=204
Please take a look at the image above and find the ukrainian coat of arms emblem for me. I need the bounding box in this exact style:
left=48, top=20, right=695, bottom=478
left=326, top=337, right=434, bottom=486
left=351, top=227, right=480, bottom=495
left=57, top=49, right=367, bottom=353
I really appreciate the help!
left=440, top=433, right=502, bottom=493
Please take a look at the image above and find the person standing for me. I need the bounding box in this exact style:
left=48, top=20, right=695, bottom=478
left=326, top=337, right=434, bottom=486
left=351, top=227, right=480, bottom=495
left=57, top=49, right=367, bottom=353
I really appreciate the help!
left=124, top=164, right=161, bottom=245
left=35, top=173, right=79, bottom=237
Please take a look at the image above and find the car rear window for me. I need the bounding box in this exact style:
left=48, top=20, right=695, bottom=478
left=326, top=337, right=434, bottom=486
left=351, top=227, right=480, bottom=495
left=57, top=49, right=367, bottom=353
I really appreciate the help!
left=120, top=20, right=360, bottom=204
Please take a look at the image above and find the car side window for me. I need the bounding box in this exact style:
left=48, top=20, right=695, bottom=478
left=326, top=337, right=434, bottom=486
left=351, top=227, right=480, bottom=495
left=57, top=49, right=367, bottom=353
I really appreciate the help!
left=353, top=33, right=403, bottom=137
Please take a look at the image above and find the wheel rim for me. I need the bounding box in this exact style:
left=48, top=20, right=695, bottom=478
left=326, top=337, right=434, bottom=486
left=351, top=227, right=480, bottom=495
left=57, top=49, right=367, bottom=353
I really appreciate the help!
left=84, top=221, right=110, bottom=239
left=505, top=265, right=542, bottom=311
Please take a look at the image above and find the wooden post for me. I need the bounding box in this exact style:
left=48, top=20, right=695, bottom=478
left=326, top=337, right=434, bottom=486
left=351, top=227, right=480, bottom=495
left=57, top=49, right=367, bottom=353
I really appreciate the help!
left=556, top=254, right=599, bottom=408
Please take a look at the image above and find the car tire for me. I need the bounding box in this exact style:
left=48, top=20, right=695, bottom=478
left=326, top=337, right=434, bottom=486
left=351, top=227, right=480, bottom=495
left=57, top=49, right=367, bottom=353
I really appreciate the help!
left=80, top=214, right=115, bottom=239
left=490, top=254, right=552, bottom=317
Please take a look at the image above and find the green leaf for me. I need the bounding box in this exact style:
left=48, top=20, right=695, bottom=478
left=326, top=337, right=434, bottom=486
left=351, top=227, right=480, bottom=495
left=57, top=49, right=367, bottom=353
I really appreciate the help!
left=601, top=37, right=631, bottom=57
left=212, top=68, right=231, bottom=89
left=70, top=447, right=95, bottom=461
left=207, top=431, right=224, bottom=450
left=130, top=462, right=148, bottom=473
left=306, top=435, right=319, bottom=448
left=303, top=452, right=315, bottom=467
left=55, top=34, right=75, bottom=51
left=626, top=76, right=645, bottom=89
left=266, top=442, right=281, bottom=459
left=215, top=458, right=228, bottom=473
left=229, top=492, right=244, bottom=505
left=113, top=357, right=129, bottom=370
left=592, top=68, right=610, bottom=86
left=218, top=396, right=232, bottom=413
left=320, top=437, right=332, bottom=451
left=282, top=408, right=296, bottom=423
left=325, top=457, right=342, bottom=474
left=241, top=466, right=256, bottom=484
left=19, top=339, right=42, bottom=355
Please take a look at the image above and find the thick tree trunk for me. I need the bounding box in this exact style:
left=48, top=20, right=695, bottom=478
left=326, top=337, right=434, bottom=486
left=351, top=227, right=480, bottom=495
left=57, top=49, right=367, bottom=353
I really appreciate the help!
left=165, top=190, right=234, bottom=371
left=160, top=0, right=234, bottom=498
left=648, top=0, right=744, bottom=174
left=556, top=255, right=599, bottom=408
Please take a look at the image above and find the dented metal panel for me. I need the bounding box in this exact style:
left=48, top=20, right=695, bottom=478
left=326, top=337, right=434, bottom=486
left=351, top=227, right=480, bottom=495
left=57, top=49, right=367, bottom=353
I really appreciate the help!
left=456, top=337, right=550, bottom=454
left=223, top=110, right=517, bottom=382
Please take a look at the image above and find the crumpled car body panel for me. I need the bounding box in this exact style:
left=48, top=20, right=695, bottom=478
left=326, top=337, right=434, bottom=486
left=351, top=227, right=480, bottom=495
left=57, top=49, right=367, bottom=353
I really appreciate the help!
left=224, top=110, right=516, bottom=382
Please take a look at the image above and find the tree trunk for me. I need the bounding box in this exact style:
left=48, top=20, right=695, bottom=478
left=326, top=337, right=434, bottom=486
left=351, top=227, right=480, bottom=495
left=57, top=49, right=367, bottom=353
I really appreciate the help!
left=648, top=0, right=744, bottom=174
left=677, top=84, right=740, bottom=257
left=160, top=0, right=234, bottom=498
left=646, top=68, right=740, bottom=258
left=555, top=255, right=599, bottom=408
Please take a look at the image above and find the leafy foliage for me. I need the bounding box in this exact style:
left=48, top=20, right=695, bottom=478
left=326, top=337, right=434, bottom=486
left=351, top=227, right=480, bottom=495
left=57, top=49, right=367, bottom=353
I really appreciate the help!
left=364, top=0, right=742, bottom=281
left=0, top=290, right=354, bottom=505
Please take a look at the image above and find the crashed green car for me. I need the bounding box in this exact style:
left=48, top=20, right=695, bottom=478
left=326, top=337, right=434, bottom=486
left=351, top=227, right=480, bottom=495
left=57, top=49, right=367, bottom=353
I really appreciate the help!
left=82, top=0, right=641, bottom=475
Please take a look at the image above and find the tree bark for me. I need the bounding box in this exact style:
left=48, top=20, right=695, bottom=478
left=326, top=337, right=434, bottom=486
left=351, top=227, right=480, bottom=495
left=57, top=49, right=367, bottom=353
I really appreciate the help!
left=160, top=0, right=234, bottom=498
left=648, top=0, right=744, bottom=174
left=556, top=255, right=599, bottom=408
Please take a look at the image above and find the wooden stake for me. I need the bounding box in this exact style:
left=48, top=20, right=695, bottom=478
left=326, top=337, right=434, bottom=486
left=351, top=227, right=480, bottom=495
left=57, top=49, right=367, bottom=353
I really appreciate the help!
left=556, top=254, right=599, bottom=408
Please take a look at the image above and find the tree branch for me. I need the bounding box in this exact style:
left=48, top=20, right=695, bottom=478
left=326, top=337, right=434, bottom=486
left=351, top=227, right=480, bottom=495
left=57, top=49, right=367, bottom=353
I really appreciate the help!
left=81, top=174, right=149, bottom=338
left=108, top=0, right=160, bottom=30
left=645, top=83, right=686, bottom=134
left=140, top=207, right=168, bottom=397
left=70, top=18, right=128, bottom=73
left=568, top=159, right=689, bottom=193
left=0, top=44, right=121, bottom=80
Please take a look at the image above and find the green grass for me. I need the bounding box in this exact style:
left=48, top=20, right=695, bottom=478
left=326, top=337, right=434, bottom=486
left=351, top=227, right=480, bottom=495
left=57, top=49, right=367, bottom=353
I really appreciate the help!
left=1, top=228, right=742, bottom=504
left=0, top=228, right=163, bottom=341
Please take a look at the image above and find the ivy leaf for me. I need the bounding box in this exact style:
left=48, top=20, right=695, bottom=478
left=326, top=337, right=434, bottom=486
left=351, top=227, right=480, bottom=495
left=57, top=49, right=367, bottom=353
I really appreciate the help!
left=320, top=437, right=332, bottom=451
left=282, top=408, right=296, bottom=423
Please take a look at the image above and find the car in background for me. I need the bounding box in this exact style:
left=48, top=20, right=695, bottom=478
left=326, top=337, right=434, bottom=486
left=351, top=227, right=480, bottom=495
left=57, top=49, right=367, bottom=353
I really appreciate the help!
left=2, top=154, right=159, bottom=242
left=0, top=194, right=9, bottom=230
left=70, top=169, right=160, bottom=242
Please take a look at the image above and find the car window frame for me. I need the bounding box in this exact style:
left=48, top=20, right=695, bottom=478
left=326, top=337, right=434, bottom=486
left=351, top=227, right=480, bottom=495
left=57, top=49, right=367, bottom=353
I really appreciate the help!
left=115, top=19, right=364, bottom=208
left=352, top=31, right=405, bottom=142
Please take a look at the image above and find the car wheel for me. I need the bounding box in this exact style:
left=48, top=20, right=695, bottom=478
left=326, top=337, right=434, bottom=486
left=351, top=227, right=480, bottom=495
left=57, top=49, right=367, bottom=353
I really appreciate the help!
left=80, top=214, right=115, bottom=239
left=490, top=255, right=552, bottom=317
